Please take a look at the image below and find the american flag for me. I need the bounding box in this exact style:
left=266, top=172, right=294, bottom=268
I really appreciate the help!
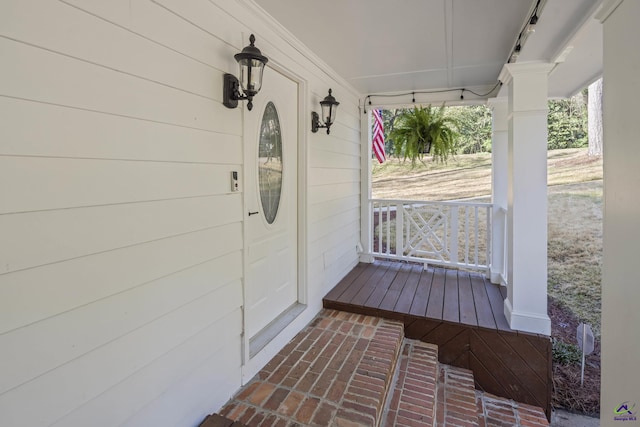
left=372, top=109, right=386, bottom=163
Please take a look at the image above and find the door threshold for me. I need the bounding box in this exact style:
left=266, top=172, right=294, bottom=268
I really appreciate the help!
left=249, top=303, right=307, bottom=359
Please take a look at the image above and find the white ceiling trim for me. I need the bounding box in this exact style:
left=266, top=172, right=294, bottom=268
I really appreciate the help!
left=237, top=0, right=362, bottom=99
left=251, top=0, right=604, bottom=100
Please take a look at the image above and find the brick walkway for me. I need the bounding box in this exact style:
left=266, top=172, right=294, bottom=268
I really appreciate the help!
left=218, top=310, right=404, bottom=426
left=201, top=309, right=549, bottom=427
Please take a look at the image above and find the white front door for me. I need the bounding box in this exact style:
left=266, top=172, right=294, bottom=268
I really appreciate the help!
left=244, top=66, right=298, bottom=350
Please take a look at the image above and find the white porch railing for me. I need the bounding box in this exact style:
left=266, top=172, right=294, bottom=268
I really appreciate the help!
left=371, top=199, right=492, bottom=273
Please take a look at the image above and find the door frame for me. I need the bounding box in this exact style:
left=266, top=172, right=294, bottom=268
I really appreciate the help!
left=241, top=57, right=308, bottom=373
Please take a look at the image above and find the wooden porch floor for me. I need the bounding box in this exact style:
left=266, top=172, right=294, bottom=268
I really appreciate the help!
left=324, top=260, right=510, bottom=330
left=323, top=260, right=553, bottom=418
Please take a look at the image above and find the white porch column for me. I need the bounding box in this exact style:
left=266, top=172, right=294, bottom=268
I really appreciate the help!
left=488, top=97, right=508, bottom=285
left=597, top=1, right=640, bottom=424
left=359, top=109, right=374, bottom=263
left=499, top=63, right=554, bottom=336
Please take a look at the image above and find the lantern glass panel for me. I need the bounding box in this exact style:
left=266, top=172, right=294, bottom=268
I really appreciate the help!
left=239, top=59, right=265, bottom=95
left=321, top=103, right=337, bottom=125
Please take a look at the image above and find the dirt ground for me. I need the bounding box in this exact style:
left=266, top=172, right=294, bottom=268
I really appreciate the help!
left=549, top=297, right=601, bottom=416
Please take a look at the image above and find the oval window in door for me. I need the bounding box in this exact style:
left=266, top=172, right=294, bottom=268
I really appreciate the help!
left=258, top=101, right=283, bottom=224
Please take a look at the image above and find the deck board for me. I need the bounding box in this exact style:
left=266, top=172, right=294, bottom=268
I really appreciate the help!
left=393, top=264, right=422, bottom=313
left=408, top=268, right=433, bottom=317
left=325, top=260, right=512, bottom=333
left=470, top=273, right=498, bottom=329
left=484, top=278, right=512, bottom=331
left=337, top=262, right=380, bottom=303
left=350, top=261, right=391, bottom=306
left=442, top=269, right=460, bottom=323
left=425, top=268, right=446, bottom=320
left=363, top=262, right=401, bottom=308
left=458, top=272, right=478, bottom=327
left=324, top=262, right=366, bottom=300
left=323, top=260, right=552, bottom=419
left=379, top=263, right=412, bottom=311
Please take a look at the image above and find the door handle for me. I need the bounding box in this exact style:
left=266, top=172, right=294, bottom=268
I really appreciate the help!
left=248, top=211, right=259, bottom=216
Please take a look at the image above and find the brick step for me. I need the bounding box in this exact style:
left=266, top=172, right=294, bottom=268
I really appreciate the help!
left=201, top=309, right=550, bottom=427
left=436, top=365, right=479, bottom=427
left=382, top=340, right=439, bottom=427
left=215, top=310, right=405, bottom=426
left=476, top=392, right=550, bottom=427
left=383, top=343, right=550, bottom=427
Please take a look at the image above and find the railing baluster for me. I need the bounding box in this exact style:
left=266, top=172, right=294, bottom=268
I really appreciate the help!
left=384, top=201, right=388, bottom=255
left=376, top=201, right=382, bottom=254
left=486, top=205, right=492, bottom=276
left=503, top=208, right=508, bottom=283
left=450, top=207, right=458, bottom=265
left=474, top=206, right=479, bottom=266
left=377, top=201, right=382, bottom=254
left=395, top=202, right=404, bottom=257
left=405, top=204, right=411, bottom=256
left=368, top=198, right=495, bottom=273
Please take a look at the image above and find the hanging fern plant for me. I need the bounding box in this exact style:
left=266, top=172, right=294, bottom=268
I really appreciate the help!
left=388, top=105, right=459, bottom=165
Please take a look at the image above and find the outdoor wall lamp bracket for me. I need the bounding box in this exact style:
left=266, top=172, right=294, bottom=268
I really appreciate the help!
left=223, top=34, right=268, bottom=111
left=311, top=89, right=340, bottom=134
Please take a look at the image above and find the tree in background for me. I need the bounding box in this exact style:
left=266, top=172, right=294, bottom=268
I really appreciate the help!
left=587, top=78, right=603, bottom=155
left=375, top=90, right=589, bottom=160
left=444, top=105, right=492, bottom=154
left=377, top=109, right=401, bottom=157
left=547, top=91, right=588, bottom=150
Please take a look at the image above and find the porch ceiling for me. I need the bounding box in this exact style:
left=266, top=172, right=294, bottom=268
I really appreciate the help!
left=253, top=0, right=603, bottom=101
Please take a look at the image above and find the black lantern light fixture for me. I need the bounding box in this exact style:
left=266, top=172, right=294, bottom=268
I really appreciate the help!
left=311, top=89, right=340, bottom=134
left=223, top=34, right=269, bottom=111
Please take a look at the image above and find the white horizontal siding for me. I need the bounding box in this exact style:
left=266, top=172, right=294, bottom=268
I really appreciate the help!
left=324, top=243, right=362, bottom=292
left=0, top=156, right=240, bottom=214
left=0, top=224, right=242, bottom=335
left=308, top=181, right=361, bottom=206
left=0, top=288, right=242, bottom=427
left=308, top=196, right=361, bottom=223
left=53, top=311, right=243, bottom=427
left=309, top=219, right=361, bottom=262
left=309, top=207, right=360, bottom=243
left=1, top=0, right=220, bottom=100
left=1, top=195, right=241, bottom=273
left=119, top=329, right=242, bottom=427
left=0, top=252, right=242, bottom=395
left=0, top=97, right=242, bottom=162
left=309, top=167, right=361, bottom=187
left=311, top=136, right=361, bottom=158
left=0, top=38, right=238, bottom=134
left=0, top=0, right=363, bottom=424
